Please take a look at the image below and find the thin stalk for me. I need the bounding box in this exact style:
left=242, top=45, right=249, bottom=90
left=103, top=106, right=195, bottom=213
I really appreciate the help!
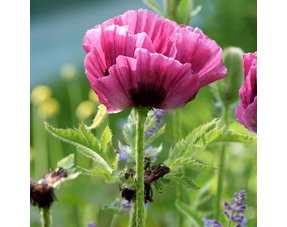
left=165, top=0, right=176, bottom=19
left=128, top=204, right=136, bottom=227
left=135, top=108, right=148, bottom=227
left=172, top=110, right=185, bottom=227
left=33, top=105, right=48, bottom=178
left=40, top=208, right=51, bottom=227
left=110, top=214, right=119, bottom=227
left=215, top=104, right=229, bottom=221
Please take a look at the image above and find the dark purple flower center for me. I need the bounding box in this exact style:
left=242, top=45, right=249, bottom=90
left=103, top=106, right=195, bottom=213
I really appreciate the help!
left=129, top=82, right=166, bottom=108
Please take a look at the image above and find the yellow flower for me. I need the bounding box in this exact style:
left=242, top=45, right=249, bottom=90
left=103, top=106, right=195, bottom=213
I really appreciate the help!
left=76, top=101, right=96, bottom=120
left=31, top=85, right=52, bottom=106
left=38, top=98, right=60, bottom=118
left=60, top=64, right=77, bottom=80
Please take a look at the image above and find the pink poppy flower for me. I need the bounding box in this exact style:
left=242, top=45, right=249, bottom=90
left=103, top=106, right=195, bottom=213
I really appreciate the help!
left=236, top=52, right=257, bottom=132
left=83, top=9, right=227, bottom=113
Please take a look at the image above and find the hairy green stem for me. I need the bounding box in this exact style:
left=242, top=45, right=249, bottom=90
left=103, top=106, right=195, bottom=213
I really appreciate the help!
left=215, top=143, right=226, bottom=221
left=135, top=108, right=147, bottom=227
left=129, top=203, right=136, bottom=227
left=215, top=104, right=229, bottom=221
left=172, top=110, right=185, bottom=227
left=40, top=208, right=51, bottom=227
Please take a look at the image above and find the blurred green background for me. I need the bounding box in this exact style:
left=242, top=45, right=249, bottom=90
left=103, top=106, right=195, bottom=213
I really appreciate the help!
left=30, top=0, right=257, bottom=226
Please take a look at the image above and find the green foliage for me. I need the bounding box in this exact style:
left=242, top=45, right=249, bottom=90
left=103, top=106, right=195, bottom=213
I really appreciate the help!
left=175, top=200, right=203, bottom=227
left=214, top=129, right=256, bottom=143
left=174, top=0, right=192, bottom=24
left=54, top=154, right=80, bottom=188
left=45, top=123, right=118, bottom=183
left=143, top=0, right=163, bottom=15
left=166, top=173, right=200, bottom=190
left=166, top=119, right=224, bottom=168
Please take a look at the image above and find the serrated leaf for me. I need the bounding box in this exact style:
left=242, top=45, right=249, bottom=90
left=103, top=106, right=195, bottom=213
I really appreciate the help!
left=166, top=173, right=200, bottom=190
left=79, top=124, right=101, bottom=155
left=101, top=126, right=112, bottom=153
left=77, top=166, right=118, bottom=183
left=175, top=200, right=202, bottom=227
left=143, top=0, right=163, bottom=15
left=57, top=154, right=75, bottom=170
left=214, top=129, right=256, bottom=143
left=167, top=119, right=223, bottom=163
left=105, top=144, right=118, bottom=170
left=172, top=158, right=215, bottom=173
left=45, top=122, right=113, bottom=173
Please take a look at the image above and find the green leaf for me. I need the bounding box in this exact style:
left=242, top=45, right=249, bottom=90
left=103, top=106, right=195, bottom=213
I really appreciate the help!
left=175, top=200, right=202, bottom=227
left=57, top=154, right=75, bottom=170
left=143, top=0, right=163, bottom=15
left=167, top=119, right=223, bottom=163
left=101, top=126, right=112, bottom=153
left=54, top=154, right=80, bottom=188
left=214, top=129, right=256, bottom=143
left=102, top=199, right=121, bottom=214
left=166, top=173, right=200, bottom=190
left=45, top=122, right=113, bottom=173
left=172, top=158, right=215, bottom=173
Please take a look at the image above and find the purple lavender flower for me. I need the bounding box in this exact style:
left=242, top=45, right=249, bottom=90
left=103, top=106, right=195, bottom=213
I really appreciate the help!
left=202, top=190, right=248, bottom=227
left=145, top=109, right=167, bottom=138
left=87, top=221, right=96, bottom=227
left=202, top=218, right=223, bottom=227
left=224, top=190, right=248, bottom=227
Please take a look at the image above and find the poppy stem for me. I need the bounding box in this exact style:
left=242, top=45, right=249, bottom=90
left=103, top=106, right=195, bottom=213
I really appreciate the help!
left=128, top=204, right=136, bottom=227
left=135, top=108, right=148, bottom=227
left=40, top=208, right=51, bottom=227
left=215, top=104, right=229, bottom=221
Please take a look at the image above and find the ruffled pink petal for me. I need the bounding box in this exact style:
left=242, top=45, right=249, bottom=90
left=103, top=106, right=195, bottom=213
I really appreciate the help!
left=92, top=49, right=199, bottom=113
left=236, top=97, right=257, bottom=132
left=240, top=52, right=257, bottom=106
left=171, top=26, right=227, bottom=87
left=83, top=25, right=154, bottom=79
left=101, top=9, right=178, bottom=56
left=92, top=57, right=137, bottom=113
left=133, top=49, right=199, bottom=109
left=243, top=97, right=257, bottom=132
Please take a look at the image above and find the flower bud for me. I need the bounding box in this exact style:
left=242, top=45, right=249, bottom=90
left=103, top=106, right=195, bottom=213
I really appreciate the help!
left=214, top=47, right=244, bottom=105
